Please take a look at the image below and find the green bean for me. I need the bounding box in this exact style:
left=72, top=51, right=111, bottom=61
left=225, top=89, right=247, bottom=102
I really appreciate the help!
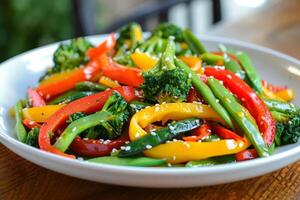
left=175, top=58, right=235, bottom=130
left=15, top=100, right=27, bottom=142
left=271, top=111, right=289, bottom=122
left=118, top=118, right=201, bottom=157
left=183, top=29, right=207, bottom=54
left=87, top=156, right=166, bottom=167
left=75, top=81, right=107, bottom=91
left=224, top=58, right=245, bottom=80
left=201, top=53, right=224, bottom=65
left=263, top=98, right=298, bottom=114
left=49, top=90, right=96, bottom=105
left=207, top=77, right=269, bottom=157
left=219, top=44, right=262, bottom=94
left=186, top=155, right=236, bottom=167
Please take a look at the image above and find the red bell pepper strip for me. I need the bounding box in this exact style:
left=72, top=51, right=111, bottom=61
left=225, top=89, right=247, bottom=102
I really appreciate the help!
left=235, top=149, right=258, bottom=161
left=205, top=67, right=276, bottom=146
left=211, top=124, right=244, bottom=141
left=87, top=33, right=116, bottom=60
left=38, top=86, right=137, bottom=158
left=183, top=123, right=212, bottom=142
left=262, top=80, right=287, bottom=93
left=98, top=55, right=144, bottom=88
left=28, top=88, right=46, bottom=107
left=23, top=119, right=42, bottom=129
left=70, top=133, right=129, bottom=157
left=36, top=59, right=102, bottom=100
left=187, top=87, right=197, bottom=102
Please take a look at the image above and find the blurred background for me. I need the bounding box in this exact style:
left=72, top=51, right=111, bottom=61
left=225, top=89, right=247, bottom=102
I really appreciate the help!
left=1, top=0, right=299, bottom=62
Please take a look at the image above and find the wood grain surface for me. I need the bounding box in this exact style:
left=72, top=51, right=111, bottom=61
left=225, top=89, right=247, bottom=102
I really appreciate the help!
left=1, top=0, right=300, bottom=199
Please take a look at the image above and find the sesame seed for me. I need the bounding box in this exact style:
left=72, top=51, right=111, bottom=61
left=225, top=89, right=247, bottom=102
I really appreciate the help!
left=120, top=146, right=126, bottom=150
left=150, top=131, right=157, bottom=136
left=146, top=145, right=152, bottom=149
left=172, top=155, right=176, bottom=160
left=125, top=146, right=131, bottom=151
left=167, top=163, right=172, bottom=167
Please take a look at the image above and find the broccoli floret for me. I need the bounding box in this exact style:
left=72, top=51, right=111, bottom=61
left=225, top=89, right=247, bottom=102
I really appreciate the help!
left=67, top=112, right=87, bottom=123
left=275, top=112, right=300, bottom=145
left=96, top=91, right=129, bottom=139
left=152, top=23, right=184, bottom=42
left=25, top=128, right=39, bottom=148
left=142, top=38, right=192, bottom=103
left=53, top=38, right=92, bottom=71
left=40, top=38, right=93, bottom=80
left=65, top=92, right=129, bottom=140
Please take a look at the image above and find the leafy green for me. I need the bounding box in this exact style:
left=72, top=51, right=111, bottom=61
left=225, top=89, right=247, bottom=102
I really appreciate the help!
left=275, top=113, right=300, bottom=146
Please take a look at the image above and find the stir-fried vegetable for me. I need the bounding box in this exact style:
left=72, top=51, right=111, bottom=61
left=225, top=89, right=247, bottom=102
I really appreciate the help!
left=12, top=22, right=299, bottom=167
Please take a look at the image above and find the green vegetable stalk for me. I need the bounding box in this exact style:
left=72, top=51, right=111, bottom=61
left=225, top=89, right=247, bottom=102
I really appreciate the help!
left=54, top=91, right=129, bottom=152
left=207, top=77, right=269, bottom=157
left=175, top=58, right=235, bottom=130
left=15, top=100, right=27, bottom=142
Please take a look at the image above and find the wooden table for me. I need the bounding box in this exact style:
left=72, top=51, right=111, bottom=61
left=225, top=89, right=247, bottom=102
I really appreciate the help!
left=1, top=0, right=300, bottom=199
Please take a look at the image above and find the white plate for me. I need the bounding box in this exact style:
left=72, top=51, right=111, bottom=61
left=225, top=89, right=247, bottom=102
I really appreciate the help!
left=0, top=35, right=299, bottom=188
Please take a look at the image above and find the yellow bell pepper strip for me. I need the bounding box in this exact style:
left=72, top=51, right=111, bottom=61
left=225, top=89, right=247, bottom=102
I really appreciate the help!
left=275, top=89, right=294, bottom=102
left=262, top=86, right=285, bottom=102
left=144, top=138, right=250, bottom=164
left=22, top=105, right=65, bottom=122
left=129, top=103, right=226, bottom=141
left=130, top=52, right=157, bottom=71
left=99, top=76, right=120, bottom=88
left=179, top=56, right=203, bottom=74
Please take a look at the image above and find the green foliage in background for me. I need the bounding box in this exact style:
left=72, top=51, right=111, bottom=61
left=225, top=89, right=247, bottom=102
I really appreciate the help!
left=0, top=0, right=74, bottom=62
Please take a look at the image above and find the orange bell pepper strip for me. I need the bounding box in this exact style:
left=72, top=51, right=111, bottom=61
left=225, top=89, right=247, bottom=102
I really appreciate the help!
left=179, top=56, right=203, bottom=74
left=98, top=54, right=144, bottom=87
left=23, top=105, right=65, bottom=122
left=131, top=52, right=158, bottom=71
left=36, top=59, right=102, bottom=100
left=38, top=69, right=81, bottom=87
left=38, top=86, right=137, bottom=158
left=275, top=89, right=294, bottom=102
